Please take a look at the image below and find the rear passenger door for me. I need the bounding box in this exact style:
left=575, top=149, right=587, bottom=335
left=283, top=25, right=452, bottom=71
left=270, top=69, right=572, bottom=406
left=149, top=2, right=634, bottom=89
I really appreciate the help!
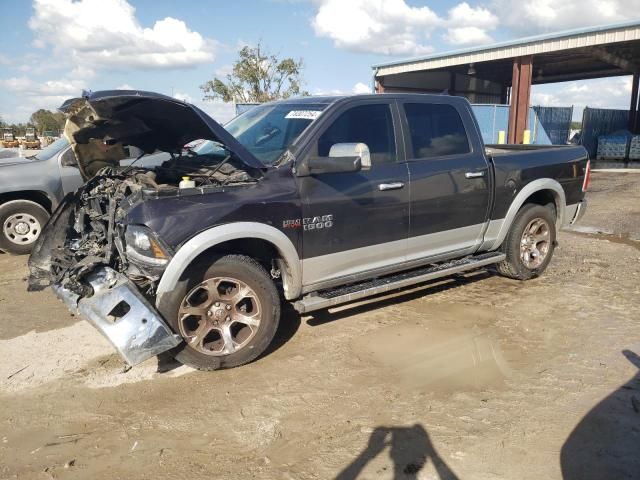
left=297, top=100, right=410, bottom=289
left=400, top=100, right=491, bottom=261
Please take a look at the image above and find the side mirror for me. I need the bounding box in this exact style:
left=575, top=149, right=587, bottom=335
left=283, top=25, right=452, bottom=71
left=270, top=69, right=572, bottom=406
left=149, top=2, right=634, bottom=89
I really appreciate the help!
left=306, top=155, right=362, bottom=175
left=329, top=143, right=371, bottom=170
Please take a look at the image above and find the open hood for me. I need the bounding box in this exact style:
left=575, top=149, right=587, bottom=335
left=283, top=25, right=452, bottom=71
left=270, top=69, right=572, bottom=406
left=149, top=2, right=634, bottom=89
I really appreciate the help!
left=59, top=90, right=264, bottom=179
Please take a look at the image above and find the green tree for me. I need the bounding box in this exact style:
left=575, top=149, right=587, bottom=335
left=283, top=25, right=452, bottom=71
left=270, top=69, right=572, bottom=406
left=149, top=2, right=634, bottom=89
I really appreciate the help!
left=201, top=43, right=307, bottom=103
left=29, top=109, right=65, bottom=134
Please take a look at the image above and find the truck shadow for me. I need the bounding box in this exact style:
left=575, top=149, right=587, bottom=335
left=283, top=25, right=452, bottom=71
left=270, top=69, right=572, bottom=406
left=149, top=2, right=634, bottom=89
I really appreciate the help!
left=336, top=423, right=460, bottom=480
left=560, top=349, right=640, bottom=479
left=307, top=269, right=494, bottom=327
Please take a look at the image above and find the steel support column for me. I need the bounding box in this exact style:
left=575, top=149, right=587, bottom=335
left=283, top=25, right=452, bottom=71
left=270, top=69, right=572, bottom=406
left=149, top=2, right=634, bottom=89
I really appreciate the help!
left=508, top=56, right=533, bottom=144
left=631, top=72, right=640, bottom=133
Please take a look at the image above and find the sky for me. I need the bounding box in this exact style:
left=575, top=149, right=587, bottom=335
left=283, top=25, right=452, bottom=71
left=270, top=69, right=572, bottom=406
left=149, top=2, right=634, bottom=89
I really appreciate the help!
left=0, top=0, right=638, bottom=124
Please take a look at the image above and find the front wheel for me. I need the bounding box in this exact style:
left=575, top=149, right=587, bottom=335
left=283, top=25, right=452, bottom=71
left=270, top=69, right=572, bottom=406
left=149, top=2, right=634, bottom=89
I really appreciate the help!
left=165, top=254, right=281, bottom=370
left=496, top=203, right=556, bottom=280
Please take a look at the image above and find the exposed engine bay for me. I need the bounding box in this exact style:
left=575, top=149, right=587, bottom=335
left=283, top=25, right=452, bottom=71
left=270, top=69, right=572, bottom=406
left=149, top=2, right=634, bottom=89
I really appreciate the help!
left=29, top=154, right=258, bottom=299
left=26, top=90, right=273, bottom=366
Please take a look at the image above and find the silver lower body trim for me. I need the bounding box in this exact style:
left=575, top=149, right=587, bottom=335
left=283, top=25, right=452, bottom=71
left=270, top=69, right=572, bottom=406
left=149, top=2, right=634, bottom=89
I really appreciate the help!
left=53, top=267, right=181, bottom=366
left=302, top=223, right=486, bottom=289
left=295, top=252, right=506, bottom=313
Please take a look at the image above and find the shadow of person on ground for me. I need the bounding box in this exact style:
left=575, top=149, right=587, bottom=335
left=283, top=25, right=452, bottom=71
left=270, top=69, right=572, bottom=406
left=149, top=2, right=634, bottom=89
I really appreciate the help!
left=336, top=424, right=460, bottom=480
left=561, top=349, right=640, bottom=479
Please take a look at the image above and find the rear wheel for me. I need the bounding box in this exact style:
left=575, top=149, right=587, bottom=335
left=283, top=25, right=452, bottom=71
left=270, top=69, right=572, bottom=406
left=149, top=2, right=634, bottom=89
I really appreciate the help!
left=164, top=254, right=281, bottom=370
left=497, top=203, right=556, bottom=280
left=0, top=200, right=50, bottom=255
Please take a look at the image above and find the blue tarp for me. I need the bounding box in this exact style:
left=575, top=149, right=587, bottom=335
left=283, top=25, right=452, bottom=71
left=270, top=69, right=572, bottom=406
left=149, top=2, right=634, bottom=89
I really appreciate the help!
left=580, top=107, right=630, bottom=159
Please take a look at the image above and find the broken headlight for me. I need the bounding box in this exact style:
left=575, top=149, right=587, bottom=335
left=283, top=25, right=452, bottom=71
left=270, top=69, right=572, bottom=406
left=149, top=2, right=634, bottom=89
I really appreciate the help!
left=124, top=225, right=171, bottom=267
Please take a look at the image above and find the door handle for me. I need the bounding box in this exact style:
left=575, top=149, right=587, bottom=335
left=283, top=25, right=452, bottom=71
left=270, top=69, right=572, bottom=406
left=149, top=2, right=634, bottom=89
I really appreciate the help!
left=465, top=171, right=486, bottom=179
left=378, top=182, right=405, bottom=191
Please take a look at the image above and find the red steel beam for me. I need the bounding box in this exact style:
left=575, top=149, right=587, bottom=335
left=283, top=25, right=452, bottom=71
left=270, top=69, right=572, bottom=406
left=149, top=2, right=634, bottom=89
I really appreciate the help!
left=508, top=59, right=520, bottom=143
left=508, top=56, right=533, bottom=143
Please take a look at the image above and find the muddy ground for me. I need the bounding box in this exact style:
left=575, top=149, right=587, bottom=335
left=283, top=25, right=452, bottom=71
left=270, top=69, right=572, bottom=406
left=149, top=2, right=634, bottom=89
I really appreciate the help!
left=1, top=172, right=639, bottom=480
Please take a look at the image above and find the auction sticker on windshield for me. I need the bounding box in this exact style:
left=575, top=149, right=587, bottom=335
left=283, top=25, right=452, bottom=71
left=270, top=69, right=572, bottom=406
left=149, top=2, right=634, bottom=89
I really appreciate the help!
left=285, top=110, right=322, bottom=120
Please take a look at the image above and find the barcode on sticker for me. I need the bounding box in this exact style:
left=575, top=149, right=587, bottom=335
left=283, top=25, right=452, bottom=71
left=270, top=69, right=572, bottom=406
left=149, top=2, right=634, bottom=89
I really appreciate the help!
left=285, top=110, right=322, bottom=120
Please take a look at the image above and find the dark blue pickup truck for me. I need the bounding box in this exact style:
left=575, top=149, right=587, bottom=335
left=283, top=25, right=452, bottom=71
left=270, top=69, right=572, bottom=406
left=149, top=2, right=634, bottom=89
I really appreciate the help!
left=29, top=90, right=589, bottom=371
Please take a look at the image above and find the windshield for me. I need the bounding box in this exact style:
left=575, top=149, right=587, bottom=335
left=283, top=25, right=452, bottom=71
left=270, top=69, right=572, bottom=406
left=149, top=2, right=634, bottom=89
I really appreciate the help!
left=223, top=103, right=327, bottom=165
left=33, top=137, right=70, bottom=161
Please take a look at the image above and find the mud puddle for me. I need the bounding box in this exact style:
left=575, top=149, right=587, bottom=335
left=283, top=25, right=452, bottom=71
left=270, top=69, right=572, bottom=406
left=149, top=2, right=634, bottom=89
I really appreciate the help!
left=352, top=304, right=519, bottom=393
left=564, top=225, right=640, bottom=251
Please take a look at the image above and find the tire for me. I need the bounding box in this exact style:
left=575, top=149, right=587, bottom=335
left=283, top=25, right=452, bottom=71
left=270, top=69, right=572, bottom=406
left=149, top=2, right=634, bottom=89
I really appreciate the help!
left=162, top=254, right=281, bottom=370
left=496, top=203, right=556, bottom=280
left=0, top=200, right=50, bottom=255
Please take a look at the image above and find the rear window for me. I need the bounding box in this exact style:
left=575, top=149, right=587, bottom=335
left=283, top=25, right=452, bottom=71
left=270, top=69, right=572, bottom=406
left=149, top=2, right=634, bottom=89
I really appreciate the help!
left=404, top=103, right=470, bottom=159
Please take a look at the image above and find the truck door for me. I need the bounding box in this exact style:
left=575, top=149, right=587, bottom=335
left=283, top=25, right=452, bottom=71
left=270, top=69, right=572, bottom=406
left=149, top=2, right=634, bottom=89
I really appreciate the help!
left=297, top=100, right=410, bottom=289
left=400, top=100, right=490, bottom=261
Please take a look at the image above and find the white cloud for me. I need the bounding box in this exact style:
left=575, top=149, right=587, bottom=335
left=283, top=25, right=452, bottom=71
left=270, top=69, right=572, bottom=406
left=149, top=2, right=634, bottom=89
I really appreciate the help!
left=173, top=91, right=193, bottom=103
left=444, top=2, right=498, bottom=45
left=29, top=0, right=216, bottom=70
left=311, top=0, right=503, bottom=54
left=312, top=0, right=439, bottom=55
left=444, top=26, right=494, bottom=45
left=352, top=82, right=371, bottom=94
left=0, top=76, right=89, bottom=122
left=197, top=100, right=236, bottom=124
left=0, top=76, right=86, bottom=97
left=116, top=84, right=135, bottom=90
left=531, top=77, right=633, bottom=118
left=492, top=0, right=639, bottom=34
left=215, top=65, right=234, bottom=77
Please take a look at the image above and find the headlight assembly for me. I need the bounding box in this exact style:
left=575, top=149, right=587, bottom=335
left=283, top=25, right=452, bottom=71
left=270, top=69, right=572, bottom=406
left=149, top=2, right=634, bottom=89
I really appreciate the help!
left=124, top=225, right=171, bottom=266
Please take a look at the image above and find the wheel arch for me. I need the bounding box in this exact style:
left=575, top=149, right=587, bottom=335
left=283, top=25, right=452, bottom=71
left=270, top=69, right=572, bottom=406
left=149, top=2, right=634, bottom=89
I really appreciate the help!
left=155, top=222, right=302, bottom=306
left=489, top=178, right=565, bottom=251
left=0, top=191, right=53, bottom=213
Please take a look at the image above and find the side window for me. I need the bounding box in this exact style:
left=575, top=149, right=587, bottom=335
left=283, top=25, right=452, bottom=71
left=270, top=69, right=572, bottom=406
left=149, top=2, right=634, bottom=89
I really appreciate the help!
left=315, top=104, right=396, bottom=165
left=404, top=103, right=470, bottom=159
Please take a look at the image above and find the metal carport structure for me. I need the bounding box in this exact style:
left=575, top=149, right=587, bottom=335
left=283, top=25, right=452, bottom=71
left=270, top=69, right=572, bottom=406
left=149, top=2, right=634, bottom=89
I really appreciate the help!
left=372, top=20, right=640, bottom=144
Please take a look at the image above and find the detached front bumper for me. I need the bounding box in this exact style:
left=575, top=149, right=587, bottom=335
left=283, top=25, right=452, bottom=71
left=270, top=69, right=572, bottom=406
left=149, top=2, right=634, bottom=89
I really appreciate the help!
left=53, top=267, right=181, bottom=366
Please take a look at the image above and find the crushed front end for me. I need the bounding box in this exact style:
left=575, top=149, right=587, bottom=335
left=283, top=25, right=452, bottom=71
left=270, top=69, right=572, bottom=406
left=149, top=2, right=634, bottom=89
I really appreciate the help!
left=29, top=173, right=182, bottom=365
left=28, top=90, right=265, bottom=366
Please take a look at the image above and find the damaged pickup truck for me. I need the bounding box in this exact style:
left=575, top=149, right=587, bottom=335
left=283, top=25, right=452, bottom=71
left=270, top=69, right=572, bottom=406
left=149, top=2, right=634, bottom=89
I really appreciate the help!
left=29, top=90, right=589, bottom=371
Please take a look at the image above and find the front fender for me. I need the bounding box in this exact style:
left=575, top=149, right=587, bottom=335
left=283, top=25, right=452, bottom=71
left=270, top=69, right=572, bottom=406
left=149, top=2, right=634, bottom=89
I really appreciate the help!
left=155, top=222, right=302, bottom=305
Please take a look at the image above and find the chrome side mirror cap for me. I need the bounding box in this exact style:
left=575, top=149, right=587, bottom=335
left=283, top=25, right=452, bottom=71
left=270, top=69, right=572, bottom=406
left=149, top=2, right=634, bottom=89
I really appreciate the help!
left=329, top=142, right=371, bottom=170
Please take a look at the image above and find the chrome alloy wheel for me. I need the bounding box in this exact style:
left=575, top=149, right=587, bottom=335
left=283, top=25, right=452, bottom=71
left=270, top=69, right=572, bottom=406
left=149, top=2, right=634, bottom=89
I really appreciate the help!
left=178, top=277, right=262, bottom=356
left=3, top=213, right=41, bottom=246
left=520, top=217, right=551, bottom=269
